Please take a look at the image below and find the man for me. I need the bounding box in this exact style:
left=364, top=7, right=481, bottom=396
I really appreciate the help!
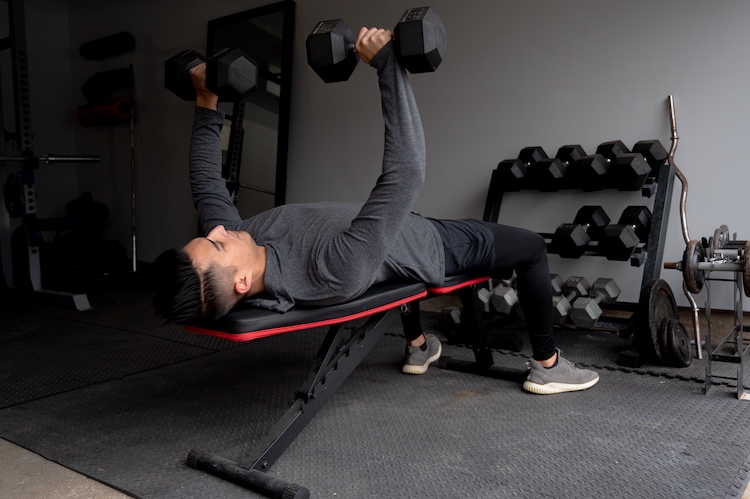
left=153, top=27, right=598, bottom=395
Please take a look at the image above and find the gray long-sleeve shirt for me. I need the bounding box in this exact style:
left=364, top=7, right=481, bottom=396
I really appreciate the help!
left=189, top=42, right=444, bottom=313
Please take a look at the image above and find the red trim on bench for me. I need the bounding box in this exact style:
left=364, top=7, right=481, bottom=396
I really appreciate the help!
left=185, top=290, right=429, bottom=342
left=427, top=276, right=489, bottom=295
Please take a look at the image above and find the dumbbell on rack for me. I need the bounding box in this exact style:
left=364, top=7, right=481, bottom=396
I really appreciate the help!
left=599, top=206, right=652, bottom=262
left=570, top=278, right=621, bottom=328
left=528, top=145, right=587, bottom=192
left=306, top=6, right=446, bottom=83
left=550, top=206, right=610, bottom=258
left=570, top=140, right=667, bottom=193
left=491, top=280, right=519, bottom=315
left=475, top=277, right=518, bottom=314
left=164, top=49, right=258, bottom=101
left=495, top=147, right=545, bottom=191
left=552, top=276, right=590, bottom=325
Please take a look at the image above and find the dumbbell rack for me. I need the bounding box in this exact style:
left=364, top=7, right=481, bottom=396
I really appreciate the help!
left=482, top=144, right=678, bottom=367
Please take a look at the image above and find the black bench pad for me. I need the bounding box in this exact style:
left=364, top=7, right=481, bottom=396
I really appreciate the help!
left=184, top=275, right=489, bottom=342
left=185, top=281, right=428, bottom=341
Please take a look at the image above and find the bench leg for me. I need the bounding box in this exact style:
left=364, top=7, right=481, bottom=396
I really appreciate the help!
left=187, top=308, right=401, bottom=497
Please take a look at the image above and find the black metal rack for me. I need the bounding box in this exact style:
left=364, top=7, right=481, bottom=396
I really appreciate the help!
left=481, top=148, right=678, bottom=367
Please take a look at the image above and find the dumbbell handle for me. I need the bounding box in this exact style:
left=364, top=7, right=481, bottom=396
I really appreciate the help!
left=559, top=289, right=586, bottom=308
left=589, top=294, right=604, bottom=305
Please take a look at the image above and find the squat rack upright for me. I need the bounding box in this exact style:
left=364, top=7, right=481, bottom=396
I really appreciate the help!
left=0, top=0, right=99, bottom=310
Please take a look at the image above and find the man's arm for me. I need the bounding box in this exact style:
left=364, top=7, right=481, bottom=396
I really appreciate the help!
left=316, top=29, right=428, bottom=294
left=187, top=63, right=242, bottom=235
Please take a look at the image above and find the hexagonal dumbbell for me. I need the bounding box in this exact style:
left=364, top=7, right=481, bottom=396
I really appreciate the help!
left=490, top=284, right=518, bottom=315
left=570, top=150, right=612, bottom=192
left=552, top=276, right=590, bottom=324
left=599, top=206, right=652, bottom=261
left=528, top=144, right=585, bottom=192
left=393, top=6, right=447, bottom=73
left=307, top=7, right=446, bottom=83
left=597, top=140, right=653, bottom=191
left=551, top=206, right=610, bottom=258
left=495, top=146, right=546, bottom=191
left=570, top=278, right=621, bottom=328
left=165, top=48, right=258, bottom=101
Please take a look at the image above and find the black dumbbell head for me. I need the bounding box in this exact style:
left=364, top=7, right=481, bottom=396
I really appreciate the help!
left=618, top=206, right=652, bottom=240
left=394, top=6, right=447, bottom=74
left=165, top=50, right=206, bottom=101
left=632, top=140, right=668, bottom=168
left=572, top=154, right=610, bottom=191
left=614, top=153, right=651, bottom=191
left=553, top=223, right=591, bottom=258
left=596, top=140, right=630, bottom=162
left=497, top=159, right=527, bottom=191
left=600, top=225, right=640, bottom=261
left=556, top=144, right=586, bottom=166
left=307, top=19, right=359, bottom=83
left=531, top=158, right=567, bottom=192
left=206, top=48, right=258, bottom=102
left=573, top=205, right=610, bottom=239
left=553, top=206, right=609, bottom=258
left=518, top=146, right=548, bottom=166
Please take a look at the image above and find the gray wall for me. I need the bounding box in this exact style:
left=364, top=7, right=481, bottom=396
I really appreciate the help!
left=60, top=0, right=749, bottom=310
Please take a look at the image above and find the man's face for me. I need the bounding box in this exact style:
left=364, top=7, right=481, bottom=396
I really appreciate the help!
left=182, top=225, right=255, bottom=274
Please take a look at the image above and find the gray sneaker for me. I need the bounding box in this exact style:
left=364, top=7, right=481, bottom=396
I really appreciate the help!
left=523, top=349, right=599, bottom=394
left=402, top=333, right=442, bottom=375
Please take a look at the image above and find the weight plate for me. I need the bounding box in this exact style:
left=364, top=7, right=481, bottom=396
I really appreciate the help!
left=636, top=278, right=679, bottom=363
left=744, top=241, right=750, bottom=298
left=665, top=318, right=692, bottom=367
left=683, top=240, right=705, bottom=294
left=657, top=318, right=671, bottom=365
left=712, top=225, right=730, bottom=254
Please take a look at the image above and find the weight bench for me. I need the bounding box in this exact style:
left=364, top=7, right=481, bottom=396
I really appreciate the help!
left=183, top=274, right=526, bottom=499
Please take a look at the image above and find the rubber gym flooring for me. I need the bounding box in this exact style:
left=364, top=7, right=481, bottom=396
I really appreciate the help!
left=1, top=284, right=749, bottom=499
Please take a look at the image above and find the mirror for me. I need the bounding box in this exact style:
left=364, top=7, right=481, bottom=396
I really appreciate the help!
left=207, top=1, right=295, bottom=217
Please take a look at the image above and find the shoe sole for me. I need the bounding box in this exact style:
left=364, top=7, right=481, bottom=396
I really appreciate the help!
left=402, top=342, right=442, bottom=375
left=522, top=376, right=599, bottom=394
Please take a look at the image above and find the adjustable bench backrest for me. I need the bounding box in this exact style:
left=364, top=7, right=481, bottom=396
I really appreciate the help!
left=184, top=276, right=489, bottom=341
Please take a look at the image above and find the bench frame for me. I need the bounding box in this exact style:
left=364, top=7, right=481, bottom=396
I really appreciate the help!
left=183, top=276, right=510, bottom=497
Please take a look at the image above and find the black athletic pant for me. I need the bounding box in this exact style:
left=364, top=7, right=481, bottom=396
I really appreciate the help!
left=401, top=219, right=555, bottom=361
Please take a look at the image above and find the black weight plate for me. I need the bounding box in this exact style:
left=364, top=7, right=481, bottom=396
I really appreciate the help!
left=636, top=279, right=679, bottom=363
left=657, top=318, right=671, bottom=366
left=683, top=239, right=705, bottom=294
left=665, top=318, right=692, bottom=367
left=743, top=241, right=750, bottom=298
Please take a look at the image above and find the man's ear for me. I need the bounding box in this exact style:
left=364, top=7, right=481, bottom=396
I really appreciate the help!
left=234, top=273, right=251, bottom=295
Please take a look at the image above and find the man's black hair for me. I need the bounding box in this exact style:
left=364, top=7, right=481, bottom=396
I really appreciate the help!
left=153, top=248, right=240, bottom=323
left=152, top=248, right=202, bottom=323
